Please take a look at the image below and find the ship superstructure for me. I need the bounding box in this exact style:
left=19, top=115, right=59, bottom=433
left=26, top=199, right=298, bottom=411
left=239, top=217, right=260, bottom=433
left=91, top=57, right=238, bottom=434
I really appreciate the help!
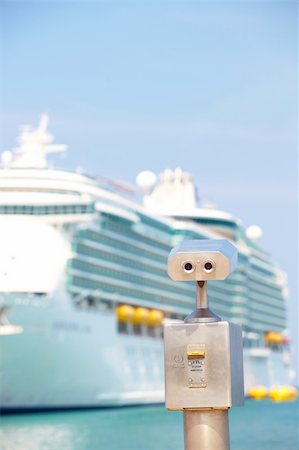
left=0, top=117, right=292, bottom=411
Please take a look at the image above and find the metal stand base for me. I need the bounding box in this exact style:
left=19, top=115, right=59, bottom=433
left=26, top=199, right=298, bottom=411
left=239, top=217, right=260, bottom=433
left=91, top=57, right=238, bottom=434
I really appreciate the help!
left=184, top=409, right=229, bottom=450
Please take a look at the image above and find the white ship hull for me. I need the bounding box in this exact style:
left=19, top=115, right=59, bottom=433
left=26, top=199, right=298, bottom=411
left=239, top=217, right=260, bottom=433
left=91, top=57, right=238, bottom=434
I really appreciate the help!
left=1, top=292, right=164, bottom=411
left=0, top=290, right=291, bottom=411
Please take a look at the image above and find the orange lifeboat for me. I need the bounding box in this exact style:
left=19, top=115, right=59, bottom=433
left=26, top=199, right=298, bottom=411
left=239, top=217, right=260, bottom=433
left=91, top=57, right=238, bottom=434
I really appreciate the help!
left=148, top=309, right=164, bottom=327
left=133, top=307, right=150, bottom=326
left=269, top=386, right=298, bottom=402
left=265, top=331, right=283, bottom=345
left=116, top=304, right=135, bottom=323
left=248, top=386, right=268, bottom=400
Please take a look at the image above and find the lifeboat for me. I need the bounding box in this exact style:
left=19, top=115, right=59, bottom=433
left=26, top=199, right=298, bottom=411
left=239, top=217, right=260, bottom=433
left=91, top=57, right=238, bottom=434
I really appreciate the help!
left=148, top=309, right=164, bottom=327
left=248, top=385, right=268, bottom=400
left=265, top=331, right=283, bottom=345
left=269, top=386, right=298, bottom=402
left=116, top=305, right=165, bottom=329
left=132, top=307, right=150, bottom=326
left=116, top=304, right=135, bottom=323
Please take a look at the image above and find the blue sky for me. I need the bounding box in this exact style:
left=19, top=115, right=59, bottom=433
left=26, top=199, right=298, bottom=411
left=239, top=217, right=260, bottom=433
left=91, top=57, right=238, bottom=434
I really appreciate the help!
left=1, top=1, right=298, bottom=374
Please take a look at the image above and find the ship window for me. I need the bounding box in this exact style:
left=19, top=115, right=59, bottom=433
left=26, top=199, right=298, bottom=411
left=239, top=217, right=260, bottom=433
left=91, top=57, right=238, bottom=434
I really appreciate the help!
left=118, top=321, right=129, bottom=334
left=133, top=324, right=142, bottom=336
left=69, top=257, right=189, bottom=299
left=0, top=203, right=97, bottom=216
left=105, top=219, right=170, bottom=251
left=68, top=274, right=191, bottom=310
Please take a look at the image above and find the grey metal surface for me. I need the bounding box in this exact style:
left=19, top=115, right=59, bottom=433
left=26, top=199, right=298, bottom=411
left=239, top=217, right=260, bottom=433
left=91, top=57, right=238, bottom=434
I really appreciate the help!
left=184, top=307, right=221, bottom=323
left=184, top=409, right=229, bottom=450
left=164, top=321, right=244, bottom=410
left=167, top=239, right=237, bottom=282
left=184, top=281, right=221, bottom=323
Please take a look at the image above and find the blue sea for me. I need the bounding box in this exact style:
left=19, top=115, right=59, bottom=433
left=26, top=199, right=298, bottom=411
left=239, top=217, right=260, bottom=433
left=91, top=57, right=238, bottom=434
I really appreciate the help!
left=0, top=400, right=298, bottom=450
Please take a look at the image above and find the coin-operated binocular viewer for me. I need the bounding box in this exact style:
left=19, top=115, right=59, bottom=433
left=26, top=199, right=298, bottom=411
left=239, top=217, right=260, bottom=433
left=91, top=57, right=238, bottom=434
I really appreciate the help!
left=164, top=240, right=244, bottom=450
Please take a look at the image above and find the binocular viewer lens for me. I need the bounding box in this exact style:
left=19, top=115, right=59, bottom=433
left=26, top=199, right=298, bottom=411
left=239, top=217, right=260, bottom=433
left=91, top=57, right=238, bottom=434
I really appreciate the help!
left=184, top=262, right=193, bottom=272
left=204, top=262, right=213, bottom=272
left=183, top=261, right=215, bottom=273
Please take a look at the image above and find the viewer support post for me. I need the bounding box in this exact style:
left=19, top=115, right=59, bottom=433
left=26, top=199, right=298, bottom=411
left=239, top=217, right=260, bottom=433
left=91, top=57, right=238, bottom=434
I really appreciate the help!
left=164, top=239, right=244, bottom=450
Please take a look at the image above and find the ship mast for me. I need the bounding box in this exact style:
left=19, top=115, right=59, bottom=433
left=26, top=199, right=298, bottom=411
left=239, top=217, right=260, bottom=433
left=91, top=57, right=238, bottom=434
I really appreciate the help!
left=1, top=115, right=67, bottom=169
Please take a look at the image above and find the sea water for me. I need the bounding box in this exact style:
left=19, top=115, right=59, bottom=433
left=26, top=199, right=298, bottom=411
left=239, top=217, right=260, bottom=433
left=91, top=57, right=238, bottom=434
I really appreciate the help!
left=0, top=399, right=298, bottom=450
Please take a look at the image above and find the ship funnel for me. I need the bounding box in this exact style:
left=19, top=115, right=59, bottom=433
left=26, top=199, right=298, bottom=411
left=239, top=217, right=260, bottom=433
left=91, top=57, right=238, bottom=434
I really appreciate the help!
left=138, top=167, right=198, bottom=214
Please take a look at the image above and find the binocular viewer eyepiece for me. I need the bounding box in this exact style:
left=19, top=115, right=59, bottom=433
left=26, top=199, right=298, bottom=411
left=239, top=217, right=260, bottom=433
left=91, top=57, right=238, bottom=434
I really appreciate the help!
left=167, top=239, right=237, bottom=282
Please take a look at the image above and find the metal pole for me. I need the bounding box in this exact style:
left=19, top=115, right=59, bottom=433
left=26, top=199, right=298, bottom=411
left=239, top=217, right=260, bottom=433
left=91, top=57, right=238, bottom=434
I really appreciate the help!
left=184, top=409, right=229, bottom=450
left=184, top=282, right=229, bottom=449
left=184, top=281, right=220, bottom=323
left=196, top=281, right=208, bottom=309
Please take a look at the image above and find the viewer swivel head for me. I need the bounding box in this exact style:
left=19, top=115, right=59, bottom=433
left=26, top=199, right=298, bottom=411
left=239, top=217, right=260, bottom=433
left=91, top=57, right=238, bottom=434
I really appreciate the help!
left=168, top=239, right=237, bottom=323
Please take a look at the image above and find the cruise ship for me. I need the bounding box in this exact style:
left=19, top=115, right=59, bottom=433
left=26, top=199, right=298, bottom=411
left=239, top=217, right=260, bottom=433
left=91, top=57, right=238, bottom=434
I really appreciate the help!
left=0, top=116, right=292, bottom=411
